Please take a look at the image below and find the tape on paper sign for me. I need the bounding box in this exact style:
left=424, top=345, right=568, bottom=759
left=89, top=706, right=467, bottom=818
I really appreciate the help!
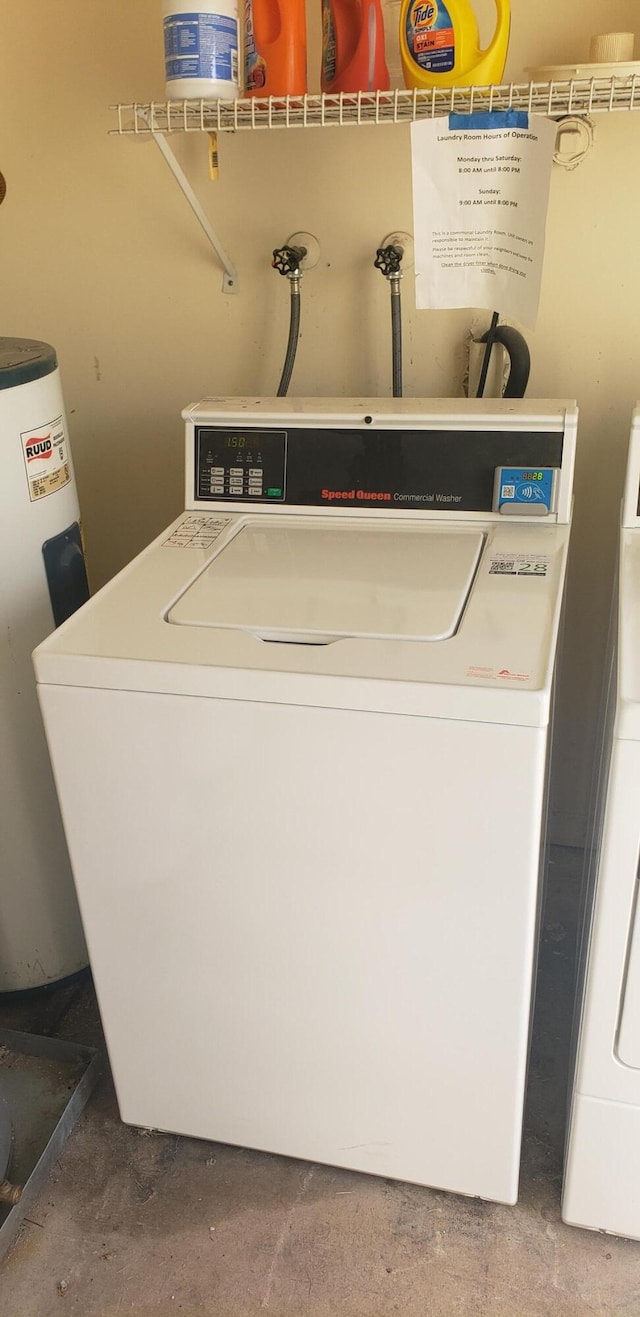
left=448, top=111, right=530, bottom=131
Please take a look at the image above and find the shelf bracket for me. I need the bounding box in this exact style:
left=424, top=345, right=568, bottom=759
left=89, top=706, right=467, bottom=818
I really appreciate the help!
left=144, top=117, right=238, bottom=294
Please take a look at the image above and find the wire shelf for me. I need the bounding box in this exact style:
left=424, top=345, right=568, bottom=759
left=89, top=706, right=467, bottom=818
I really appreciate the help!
left=111, top=76, right=640, bottom=135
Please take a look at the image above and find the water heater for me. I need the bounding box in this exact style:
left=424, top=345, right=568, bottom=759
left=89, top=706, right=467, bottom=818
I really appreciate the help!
left=0, top=338, right=89, bottom=990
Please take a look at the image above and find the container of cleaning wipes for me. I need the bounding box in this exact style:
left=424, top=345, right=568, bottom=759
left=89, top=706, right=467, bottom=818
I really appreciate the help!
left=163, top=1, right=240, bottom=99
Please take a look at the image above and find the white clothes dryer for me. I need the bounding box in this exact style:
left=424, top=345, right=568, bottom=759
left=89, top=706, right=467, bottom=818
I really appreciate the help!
left=34, top=398, right=576, bottom=1205
left=563, top=408, right=640, bottom=1239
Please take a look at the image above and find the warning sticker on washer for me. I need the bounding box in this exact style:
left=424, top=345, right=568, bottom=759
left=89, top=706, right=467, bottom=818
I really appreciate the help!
left=163, top=515, right=231, bottom=549
left=21, top=415, right=71, bottom=502
left=489, top=553, right=550, bottom=577
left=467, top=665, right=532, bottom=683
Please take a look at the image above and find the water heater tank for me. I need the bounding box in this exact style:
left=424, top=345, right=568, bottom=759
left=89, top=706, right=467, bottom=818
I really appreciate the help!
left=0, top=338, right=89, bottom=990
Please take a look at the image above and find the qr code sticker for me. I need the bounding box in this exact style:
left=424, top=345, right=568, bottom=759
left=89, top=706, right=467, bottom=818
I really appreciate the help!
left=489, top=559, right=516, bottom=575
left=501, top=485, right=516, bottom=499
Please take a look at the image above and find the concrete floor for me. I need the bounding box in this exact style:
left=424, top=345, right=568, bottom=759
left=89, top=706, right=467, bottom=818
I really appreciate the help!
left=2, top=847, right=640, bottom=1316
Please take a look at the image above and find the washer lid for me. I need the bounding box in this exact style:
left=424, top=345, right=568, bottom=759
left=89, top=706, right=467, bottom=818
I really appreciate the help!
left=167, top=522, right=485, bottom=642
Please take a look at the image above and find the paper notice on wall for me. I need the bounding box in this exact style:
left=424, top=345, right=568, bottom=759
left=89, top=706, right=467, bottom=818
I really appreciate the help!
left=411, top=112, right=556, bottom=328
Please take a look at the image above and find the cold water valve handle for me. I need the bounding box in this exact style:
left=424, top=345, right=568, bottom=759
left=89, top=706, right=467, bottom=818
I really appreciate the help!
left=272, top=246, right=308, bottom=278
left=374, top=244, right=404, bottom=279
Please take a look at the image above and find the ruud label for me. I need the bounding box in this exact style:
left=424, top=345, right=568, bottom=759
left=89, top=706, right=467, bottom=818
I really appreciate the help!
left=21, top=415, right=71, bottom=502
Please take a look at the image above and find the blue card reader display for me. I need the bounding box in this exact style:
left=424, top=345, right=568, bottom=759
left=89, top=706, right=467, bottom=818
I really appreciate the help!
left=493, top=467, right=555, bottom=517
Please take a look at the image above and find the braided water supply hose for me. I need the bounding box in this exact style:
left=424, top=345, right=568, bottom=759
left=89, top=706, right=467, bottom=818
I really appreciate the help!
left=374, top=245, right=404, bottom=398
left=272, top=246, right=307, bottom=397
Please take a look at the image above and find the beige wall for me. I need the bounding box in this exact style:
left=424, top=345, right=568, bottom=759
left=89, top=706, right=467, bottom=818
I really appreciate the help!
left=2, top=1, right=639, bottom=844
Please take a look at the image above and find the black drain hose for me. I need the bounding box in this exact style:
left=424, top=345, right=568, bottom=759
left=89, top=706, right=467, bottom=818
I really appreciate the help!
left=478, top=323, right=531, bottom=399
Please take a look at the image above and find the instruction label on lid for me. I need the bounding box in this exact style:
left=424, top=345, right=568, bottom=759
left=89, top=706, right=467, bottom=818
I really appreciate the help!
left=163, top=515, right=230, bottom=549
left=21, top=416, right=71, bottom=502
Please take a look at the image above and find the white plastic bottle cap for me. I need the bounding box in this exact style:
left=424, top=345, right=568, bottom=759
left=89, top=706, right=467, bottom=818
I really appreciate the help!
left=589, top=32, right=635, bottom=64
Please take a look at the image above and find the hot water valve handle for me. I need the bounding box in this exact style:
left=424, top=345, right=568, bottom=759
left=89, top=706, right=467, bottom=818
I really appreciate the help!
left=272, top=246, right=308, bottom=277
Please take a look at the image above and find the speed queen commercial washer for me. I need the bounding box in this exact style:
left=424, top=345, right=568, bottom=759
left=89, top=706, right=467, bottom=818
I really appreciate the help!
left=563, top=409, right=640, bottom=1239
left=34, top=398, right=576, bottom=1205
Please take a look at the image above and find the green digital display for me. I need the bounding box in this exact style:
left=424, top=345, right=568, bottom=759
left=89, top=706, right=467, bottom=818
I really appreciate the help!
left=226, top=436, right=246, bottom=448
left=522, top=471, right=543, bottom=480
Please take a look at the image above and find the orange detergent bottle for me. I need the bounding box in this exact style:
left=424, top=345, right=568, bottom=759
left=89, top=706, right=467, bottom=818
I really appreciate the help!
left=244, top=0, right=307, bottom=96
left=321, top=0, right=390, bottom=94
left=400, top=0, right=510, bottom=89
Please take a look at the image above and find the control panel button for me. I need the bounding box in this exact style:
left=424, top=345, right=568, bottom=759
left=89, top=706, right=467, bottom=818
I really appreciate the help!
left=229, top=468, right=243, bottom=477
left=249, top=468, right=263, bottom=477
left=211, top=467, right=224, bottom=476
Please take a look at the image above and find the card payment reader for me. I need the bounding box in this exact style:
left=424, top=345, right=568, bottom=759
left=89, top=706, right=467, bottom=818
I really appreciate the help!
left=493, top=467, right=556, bottom=516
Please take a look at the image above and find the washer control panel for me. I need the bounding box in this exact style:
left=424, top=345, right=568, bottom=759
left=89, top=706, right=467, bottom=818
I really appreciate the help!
left=196, top=428, right=286, bottom=502
left=193, top=424, right=564, bottom=513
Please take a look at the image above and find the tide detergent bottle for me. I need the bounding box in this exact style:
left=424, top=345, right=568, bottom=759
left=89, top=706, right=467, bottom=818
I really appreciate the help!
left=400, top=0, right=510, bottom=89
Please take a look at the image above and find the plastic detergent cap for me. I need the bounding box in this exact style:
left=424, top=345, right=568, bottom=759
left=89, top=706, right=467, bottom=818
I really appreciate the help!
left=0, top=338, right=58, bottom=390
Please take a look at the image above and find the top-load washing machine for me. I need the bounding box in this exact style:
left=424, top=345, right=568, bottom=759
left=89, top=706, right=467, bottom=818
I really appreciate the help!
left=34, top=397, right=576, bottom=1205
left=563, top=408, right=640, bottom=1240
